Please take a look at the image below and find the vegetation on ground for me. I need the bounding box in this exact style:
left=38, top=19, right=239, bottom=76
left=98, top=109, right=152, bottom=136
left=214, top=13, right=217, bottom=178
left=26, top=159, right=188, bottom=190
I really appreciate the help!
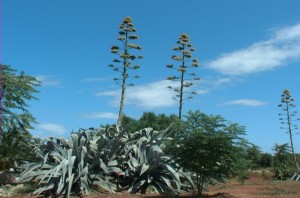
left=0, top=64, right=40, bottom=170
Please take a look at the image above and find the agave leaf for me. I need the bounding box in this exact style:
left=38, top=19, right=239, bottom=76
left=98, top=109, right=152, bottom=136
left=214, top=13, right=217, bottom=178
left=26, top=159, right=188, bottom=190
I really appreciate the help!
left=51, top=140, right=68, bottom=158
left=108, top=160, right=118, bottom=167
left=49, top=150, right=64, bottom=162
left=67, top=152, right=76, bottom=197
left=67, top=174, right=74, bottom=198
left=130, top=179, right=146, bottom=194
left=33, top=183, right=55, bottom=195
left=93, top=180, right=116, bottom=193
left=99, top=158, right=109, bottom=174
left=160, top=175, right=173, bottom=191
left=108, top=167, right=125, bottom=176
left=79, top=146, right=87, bottom=176
left=83, top=130, right=92, bottom=141
left=57, top=137, right=69, bottom=147
left=140, top=164, right=149, bottom=175
left=162, top=164, right=181, bottom=191
left=128, top=156, right=138, bottom=170
left=80, top=166, right=90, bottom=195
left=179, top=171, right=196, bottom=191
left=79, top=136, right=87, bottom=148
left=71, top=134, right=79, bottom=157
left=42, top=152, right=49, bottom=166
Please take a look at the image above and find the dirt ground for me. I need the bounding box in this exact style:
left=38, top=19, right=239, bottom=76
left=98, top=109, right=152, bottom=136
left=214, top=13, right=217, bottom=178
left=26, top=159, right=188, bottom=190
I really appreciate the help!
left=1, top=170, right=300, bottom=198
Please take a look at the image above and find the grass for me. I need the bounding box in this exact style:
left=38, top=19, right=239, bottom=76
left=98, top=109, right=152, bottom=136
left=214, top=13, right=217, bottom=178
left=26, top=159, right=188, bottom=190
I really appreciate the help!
left=257, top=187, right=297, bottom=196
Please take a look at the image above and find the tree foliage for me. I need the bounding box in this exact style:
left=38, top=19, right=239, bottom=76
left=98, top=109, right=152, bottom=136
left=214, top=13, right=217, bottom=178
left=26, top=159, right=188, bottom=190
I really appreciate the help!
left=122, top=112, right=178, bottom=132
left=108, top=16, right=143, bottom=126
left=165, top=110, right=250, bottom=196
left=0, top=64, right=40, bottom=135
left=0, top=64, right=40, bottom=169
left=166, top=33, right=200, bottom=120
left=272, top=143, right=295, bottom=180
left=245, top=144, right=262, bottom=169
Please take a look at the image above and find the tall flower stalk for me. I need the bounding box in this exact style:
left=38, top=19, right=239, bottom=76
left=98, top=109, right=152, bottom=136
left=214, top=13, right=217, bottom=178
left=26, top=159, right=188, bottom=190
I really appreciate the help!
left=109, top=17, right=143, bottom=126
left=278, top=89, right=300, bottom=171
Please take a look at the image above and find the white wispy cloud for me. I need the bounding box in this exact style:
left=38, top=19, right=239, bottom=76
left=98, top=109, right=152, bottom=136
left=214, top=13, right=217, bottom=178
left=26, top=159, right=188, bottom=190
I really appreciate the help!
left=96, top=80, right=180, bottom=109
left=36, top=75, right=61, bottom=86
left=37, top=123, right=67, bottom=135
left=196, top=76, right=236, bottom=94
left=207, top=23, right=300, bottom=75
left=82, top=112, right=118, bottom=119
left=221, top=99, right=268, bottom=107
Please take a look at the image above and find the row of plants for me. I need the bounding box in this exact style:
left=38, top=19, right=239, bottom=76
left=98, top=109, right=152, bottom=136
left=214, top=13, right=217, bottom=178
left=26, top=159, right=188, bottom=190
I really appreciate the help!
left=15, top=110, right=255, bottom=197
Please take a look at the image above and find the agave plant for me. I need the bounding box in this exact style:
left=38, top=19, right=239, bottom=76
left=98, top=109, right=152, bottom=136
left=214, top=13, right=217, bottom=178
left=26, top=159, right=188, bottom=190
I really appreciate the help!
left=16, top=128, right=117, bottom=197
left=16, top=125, right=195, bottom=197
left=121, top=127, right=180, bottom=194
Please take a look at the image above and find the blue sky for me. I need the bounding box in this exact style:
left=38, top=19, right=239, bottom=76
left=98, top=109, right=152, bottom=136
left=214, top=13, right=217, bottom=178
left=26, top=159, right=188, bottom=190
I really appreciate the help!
left=2, top=0, right=300, bottom=153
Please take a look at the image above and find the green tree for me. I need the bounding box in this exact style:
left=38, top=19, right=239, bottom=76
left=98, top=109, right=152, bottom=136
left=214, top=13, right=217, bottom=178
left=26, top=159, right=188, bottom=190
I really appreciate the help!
left=0, top=64, right=39, bottom=137
left=166, top=33, right=200, bottom=120
left=138, top=112, right=178, bottom=131
left=260, top=153, right=273, bottom=168
left=109, top=16, right=143, bottom=126
left=165, top=110, right=249, bottom=196
left=273, top=143, right=291, bottom=165
left=272, top=143, right=294, bottom=180
left=245, top=144, right=262, bottom=169
left=0, top=64, right=40, bottom=169
left=122, top=112, right=179, bottom=132
left=278, top=89, right=299, bottom=171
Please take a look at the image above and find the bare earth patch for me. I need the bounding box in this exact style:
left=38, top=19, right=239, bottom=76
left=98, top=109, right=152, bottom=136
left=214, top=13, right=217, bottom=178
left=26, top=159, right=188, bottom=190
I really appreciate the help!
left=1, top=170, right=300, bottom=198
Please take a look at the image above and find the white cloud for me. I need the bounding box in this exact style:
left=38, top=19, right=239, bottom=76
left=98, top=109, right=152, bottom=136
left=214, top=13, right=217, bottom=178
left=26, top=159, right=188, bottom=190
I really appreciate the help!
left=96, top=80, right=180, bottom=109
left=82, top=112, right=118, bottom=119
left=221, top=99, right=268, bottom=107
left=207, top=23, right=300, bottom=75
left=37, top=123, right=67, bottom=135
left=196, top=76, right=236, bottom=93
left=36, top=75, right=61, bottom=86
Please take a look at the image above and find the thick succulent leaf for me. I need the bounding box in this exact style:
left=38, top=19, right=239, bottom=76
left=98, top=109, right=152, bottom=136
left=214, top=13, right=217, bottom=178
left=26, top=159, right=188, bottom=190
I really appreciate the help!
left=179, top=171, right=197, bottom=191
left=160, top=175, right=173, bottom=190
left=80, top=166, right=90, bottom=195
left=140, top=164, right=149, bottom=175
left=67, top=174, right=74, bottom=198
left=108, top=160, right=118, bottom=167
left=162, top=164, right=181, bottom=191
left=51, top=140, right=68, bottom=158
left=33, top=183, right=55, bottom=195
left=93, top=179, right=116, bottom=193
left=130, top=179, right=146, bottom=194
left=99, top=158, right=109, bottom=174
left=109, top=167, right=125, bottom=176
